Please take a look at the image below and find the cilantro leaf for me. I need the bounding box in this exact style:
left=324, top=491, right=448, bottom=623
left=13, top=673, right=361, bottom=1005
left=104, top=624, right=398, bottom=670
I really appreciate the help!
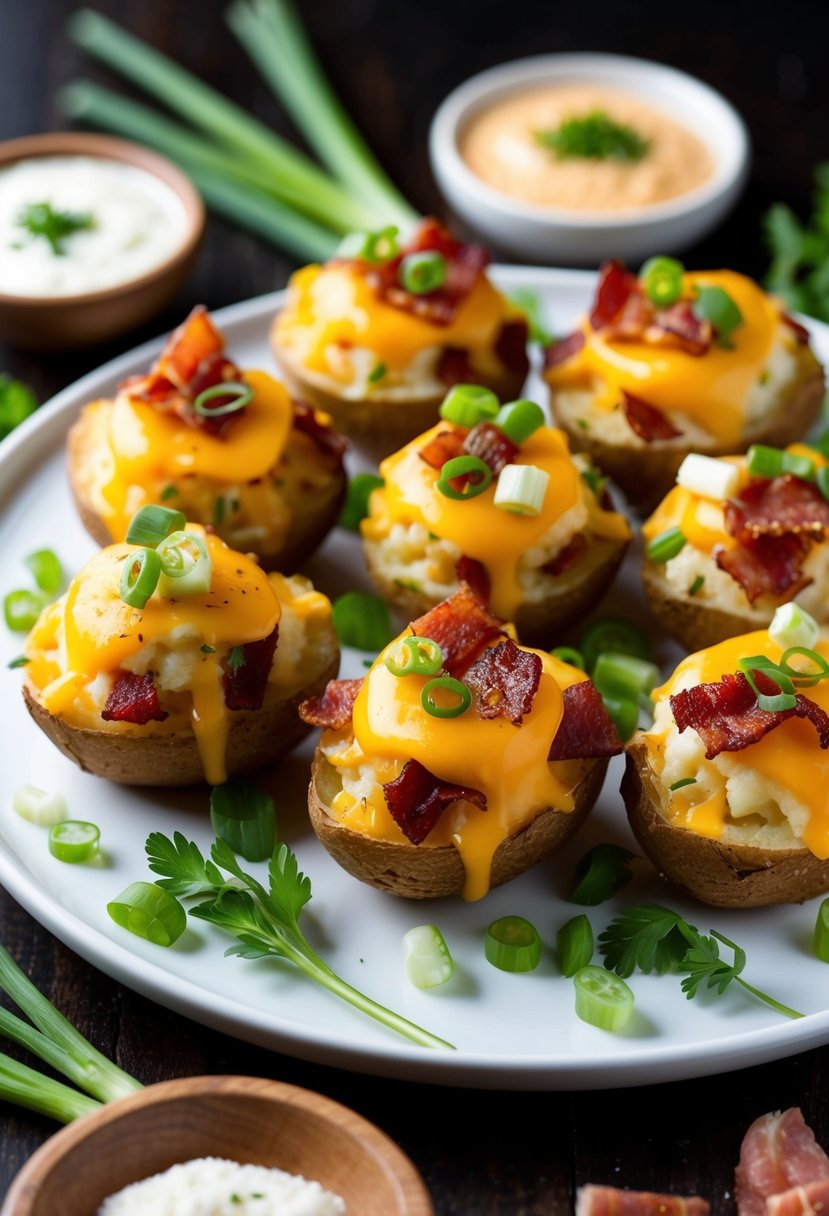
left=145, top=830, right=224, bottom=897
left=569, top=842, right=637, bottom=906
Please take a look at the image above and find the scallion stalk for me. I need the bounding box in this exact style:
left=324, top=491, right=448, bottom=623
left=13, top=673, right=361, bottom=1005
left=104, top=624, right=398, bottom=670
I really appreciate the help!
left=0, top=1053, right=101, bottom=1124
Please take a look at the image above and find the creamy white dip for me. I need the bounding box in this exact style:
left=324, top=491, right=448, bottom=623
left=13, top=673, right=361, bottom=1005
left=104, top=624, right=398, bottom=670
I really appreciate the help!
left=0, top=155, right=188, bottom=297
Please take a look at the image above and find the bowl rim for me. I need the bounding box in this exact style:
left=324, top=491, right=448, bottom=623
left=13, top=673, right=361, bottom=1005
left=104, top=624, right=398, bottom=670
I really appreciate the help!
left=429, top=51, right=751, bottom=231
left=0, top=131, right=205, bottom=308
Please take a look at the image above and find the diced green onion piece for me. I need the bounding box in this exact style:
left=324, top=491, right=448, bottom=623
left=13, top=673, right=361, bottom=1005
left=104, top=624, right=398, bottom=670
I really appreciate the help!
left=48, top=820, right=100, bottom=864
left=107, top=881, right=186, bottom=947
left=160, top=484, right=178, bottom=501
left=435, top=455, right=493, bottom=501
left=550, top=646, right=585, bottom=670
left=579, top=618, right=650, bottom=673
left=693, top=284, right=744, bottom=346
left=493, top=399, right=546, bottom=444
left=332, top=592, right=393, bottom=651
left=403, top=924, right=454, bottom=989
left=769, top=603, right=820, bottom=652
left=193, top=381, right=253, bottom=418
left=569, top=843, right=637, bottom=906
left=738, top=660, right=797, bottom=711
left=385, top=635, right=444, bottom=678
left=439, top=384, right=500, bottom=428
left=592, top=652, right=661, bottom=702
left=506, top=287, right=552, bottom=345
left=493, top=464, right=549, bottom=516
left=399, top=250, right=447, bottom=294
left=688, top=575, right=705, bottom=597
left=646, top=527, right=686, bottom=564
left=782, top=450, right=817, bottom=480
left=779, top=646, right=829, bottom=686
left=7, top=655, right=29, bottom=669
left=338, top=473, right=384, bottom=531
left=24, top=550, right=63, bottom=596
left=747, top=444, right=784, bottom=479
left=601, top=695, right=639, bottom=742
left=580, top=466, right=605, bottom=498
left=421, top=676, right=472, bottom=719
left=368, top=361, right=387, bottom=383
left=485, top=915, right=542, bottom=973
left=156, top=531, right=212, bottom=597
left=817, top=466, right=829, bottom=504
left=814, top=898, right=829, bottom=963
left=669, top=777, right=698, bottom=792
left=125, top=504, right=186, bottom=547
left=210, top=778, right=275, bottom=862
left=12, top=785, right=68, bottom=827
left=676, top=453, right=740, bottom=500
left=119, top=547, right=162, bottom=609
left=640, top=256, right=684, bottom=307
left=557, top=914, right=594, bottom=977
left=336, top=226, right=400, bottom=262
left=3, top=589, right=46, bottom=633
left=573, top=964, right=634, bottom=1031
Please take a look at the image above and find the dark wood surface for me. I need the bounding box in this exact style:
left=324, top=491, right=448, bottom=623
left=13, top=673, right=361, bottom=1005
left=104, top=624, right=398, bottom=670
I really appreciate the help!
left=2, top=1, right=829, bottom=1211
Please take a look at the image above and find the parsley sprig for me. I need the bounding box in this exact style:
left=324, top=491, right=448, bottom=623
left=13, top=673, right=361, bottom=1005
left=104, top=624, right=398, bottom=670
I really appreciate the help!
left=763, top=164, right=829, bottom=322
left=14, top=201, right=94, bottom=256
left=598, top=903, right=803, bottom=1019
left=145, top=831, right=454, bottom=1050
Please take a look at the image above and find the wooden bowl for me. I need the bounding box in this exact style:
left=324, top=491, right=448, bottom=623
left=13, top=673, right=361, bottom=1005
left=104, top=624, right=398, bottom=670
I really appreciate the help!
left=0, top=132, right=205, bottom=350
left=0, top=1075, right=434, bottom=1216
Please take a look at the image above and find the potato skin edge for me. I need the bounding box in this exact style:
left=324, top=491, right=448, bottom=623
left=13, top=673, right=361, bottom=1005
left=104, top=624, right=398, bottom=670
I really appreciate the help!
left=641, top=560, right=773, bottom=652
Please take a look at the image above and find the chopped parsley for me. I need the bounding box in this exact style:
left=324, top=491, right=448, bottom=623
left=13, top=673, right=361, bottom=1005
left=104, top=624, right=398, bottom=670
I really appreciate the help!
left=14, top=201, right=94, bottom=256
left=535, top=111, right=650, bottom=163
left=368, top=361, right=387, bottom=383
left=227, top=645, right=246, bottom=671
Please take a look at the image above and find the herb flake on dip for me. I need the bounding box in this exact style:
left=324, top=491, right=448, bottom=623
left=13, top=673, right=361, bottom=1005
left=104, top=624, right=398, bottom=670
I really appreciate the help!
left=460, top=85, right=714, bottom=213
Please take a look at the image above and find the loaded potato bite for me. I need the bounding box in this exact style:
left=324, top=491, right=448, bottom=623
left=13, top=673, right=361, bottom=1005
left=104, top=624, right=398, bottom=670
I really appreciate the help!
left=299, top=584, right=623, bottom=901
left=271, top=217, right=530, bottom=452
left=68, top=306, right=347, bottom=572
left=360, top=386, right=631, bottom=646
left=543, top=257, right=824, bottom=510
left=20, top=509, right=339, bottom=786
left=622, top=605, right=829, bottom=907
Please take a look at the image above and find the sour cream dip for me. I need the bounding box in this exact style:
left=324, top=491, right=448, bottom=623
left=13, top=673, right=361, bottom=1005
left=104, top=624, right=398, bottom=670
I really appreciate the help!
left=0, top=155, right=188, bottom=297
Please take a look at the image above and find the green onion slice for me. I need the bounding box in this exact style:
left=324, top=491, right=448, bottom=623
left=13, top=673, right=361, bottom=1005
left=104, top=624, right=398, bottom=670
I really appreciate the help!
left=403, top=924, right=454, bottom=989
left=435, top=455, right=493, bottom=501
left=439, top=384, right=500, bottom=428
left=156, top=531, right=212, bottom=597
left=485, top=915, right=542, bottom=973
left=669, top=777, right=698, bottom=792
left=385, top=636, right=444, bottom=678
left=399, top=250, right=447, bottom=294
left=640, top=256, right=685, bottom=307
left=646, top=526, right=686, bottom=564
left=601, top=695, right=639, bottom=742
left=814, top=898, right=829, bottom=963
left=592, top=652, right=661, bottom=702
left=569, top=843, right=637, bottom=906
left=107, top=882, right=186, bottom=947
left=579, top=617, right=651, bottom=673
left=119, top=547, right=162, bottom=609
left=336, top=226, right=400, bottom=263
left=24, top=549, right=64, bottom=596
left=48, top=821, right=100, bottom=864
left=493, top=399, right=546, bottom=445
left=338, top=473, right=384, bottom=531
left=549, top=646, right=585, bottom=670
left=769, top=602, right=819, bottom=652
left=747, top=444, right=784, bottom=479
left=573, top=964, right=635, bottom=1031
left=12, top=785, right=68, bottom=827
left=737, top=659, right=797, bottom=711
left=193, top=381, right=253, bottom=418
left=557, top=915, right=595, bottom=977
left=125, top=504, right=186, bottom=547
left=210, top=779, right=275, bottom=862
left=332, top=592, right=394, bottom=651
left=493, top=464, right=549, bottom=515
left=817, top=466, right=829, bottom=504
left=3, top=589, right=47, bottom=633
left=782, top=451, right=817, bottom=480
left=421, top=676, right=472, bottom=719
left=693, top=284, right=744, bottom=347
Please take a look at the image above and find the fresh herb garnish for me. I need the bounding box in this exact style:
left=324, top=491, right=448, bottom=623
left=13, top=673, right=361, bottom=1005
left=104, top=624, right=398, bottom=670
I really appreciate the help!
left=763, top=165, right=829, bottom=322
left=15, top=201, right=94, bottom=256
left=669, top=777, right=698, bottom=792
left=200, top=644, right=216, bottom=654
left=506, top=288, right=552, bottom=345
left=569, top=843, right=637, bottom=906
left=227, top=645, right=247, bottom=671
left=7, top=655, right=29, bottom=669
left=368, top=361, right=387, bottom=383
left=0, top=374, right=37, bottom=441
left=688, top=575, right=705, bottom=597
left=160, top=484, right=179, bottom=501
left=535, top=111, right=650, bottom=163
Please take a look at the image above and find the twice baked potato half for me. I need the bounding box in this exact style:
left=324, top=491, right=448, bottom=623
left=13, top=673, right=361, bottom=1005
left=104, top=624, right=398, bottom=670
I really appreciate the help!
left=359, top=389, right=631, bottom=648
left=20, top=516, right=339, bottom=786
left=543, top=259, right=824, bottom=512
left=299, top=585, right=623, bottom=900
left=68, top=306, right=347, bottom=573
left=271, top=217, right=530, bottom=455
left=622, top=609, right=829, bottom=907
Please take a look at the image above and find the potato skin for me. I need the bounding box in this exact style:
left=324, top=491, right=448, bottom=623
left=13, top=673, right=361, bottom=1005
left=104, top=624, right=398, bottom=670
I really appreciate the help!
left=622, top=736, right=829, bottom=908
left=641, top=560, right=772, bottom=652
left=307, top=751, right=608, bottom=899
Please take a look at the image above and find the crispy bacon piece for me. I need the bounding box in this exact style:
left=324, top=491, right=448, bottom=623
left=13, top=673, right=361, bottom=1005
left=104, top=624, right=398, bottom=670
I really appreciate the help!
left=670, top=671, right=829, bottom=760
left=409, top=583, right=505, bottom=677
left=494, top=317, right=530, bottom=377
left=455, top=556, right=490, bottom=605
left=735, top=1109, right=829, bottom=1216
left=725, top=476, right=829, bottom=542
left=576, top=1186, right=709, bottom=1216
left=622, top=392, right=682, bottom=442
left=437, top=346, right=476, bottom=387
left=463, top=639, right=542, bottom=724
left=291, top=399, right=347, bottom=461
left=383, top=758, right=486, bottom=844
left=715, top=533, right=813, bottom=605
left=542, top=533, right=587, bottom=577
left=548, top=681, right=624, bottom=761
left=101, top=671, right=167, bottom=725
left=544, top=328, right=585, bottom=369
left=299, top=678, right=364, bottom=730
left=589, top=260, right=638, bottom=330
left=648, top=300, right=712, bottom=355
left=418, top=428, right=465, bottom=471
left=155, top=305, right=225, bottom=389
left=463, top=421, right=519, bottom=475
left=221, top=627, right=279, bottom=712
left=781, top=312, right=811, bottom=345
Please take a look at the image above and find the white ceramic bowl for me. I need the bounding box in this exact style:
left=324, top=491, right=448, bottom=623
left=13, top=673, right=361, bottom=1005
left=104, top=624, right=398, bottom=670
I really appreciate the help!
left=429, top=53, right=750, bottom=266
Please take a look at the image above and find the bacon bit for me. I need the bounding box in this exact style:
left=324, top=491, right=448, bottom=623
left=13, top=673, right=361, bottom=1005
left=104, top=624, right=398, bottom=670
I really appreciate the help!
left=155, top=305, right=225, bottom=389
left=544, top=328, right=585, bottom=369
left=463, top=638, right=542, bottom=724
left=606, top=289, right=653, bottom=340
left=735, top=1109, right=829, bottom=1216
left=463, top=421, right=518, bottom=475
left=548, top=681, right=623, bottom=760
left=576, top=1186, right=709, bottom=1216
left=409, top=583, right=505, bottom=677
left=383, top=758, right=486, bottom=844
left=767, top=1179, right=829, bottom=1216
left=648, top=300, right=712, bottom=355
left=418, top=428, right=466, bottom=471
left=670, top=671, right=829, bottom=760
left=589, top=260, right=638, bottom=330
left=725, top=476, right=829, bottom=542
left=781, top=312, right=811, bottom=345
left=621, top=392, right=683, bottom=442
left=455, top=556, right=490, bottom=605
left=291, top=399, right=347, bottom=461
left=715, top=534, right=813, bottom=605
left=221, top=627, right=279, bottom=712
left=101, top=671, right=168, bottom=725
left=542, top=533, right=588, bottom=577
left=494, top=317, right=530, bottom=377
left=437, top=346, right=476, bottom=387
left=299, top=678, right=364, bottom=730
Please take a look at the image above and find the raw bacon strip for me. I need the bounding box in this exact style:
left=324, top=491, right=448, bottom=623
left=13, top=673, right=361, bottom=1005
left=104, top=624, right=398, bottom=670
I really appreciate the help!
left=418, top=428, right=466, bottom=471
left=291, top=399, right=347, bottom=461
left=576, top=1185, right=709, bottom=1216
left=735, top=1108, right=829, bottom=1216
left=715, top=534, right=812, bottom=605
left=494, top=317, right=530, bottom=377
left=383, top=758, right=486, bottom=845
left=725, top=476, right=829, bottom=542
left=102, top=671, right=167, bottom=725
left=648, top=300, right=712, bottom=355
left=544, top=328, right=586, bottom=369
left=622, top=392, right=682, bottom=442
left=463, top=421, right=519, bottom=476
left=768, top=1180, right=829, bottom=1216
left=542, top=533, right=587, bottom=577
left=670, top=672, right=829, bottom=760
left=221, top=627, right=279, bottom=712
left=463, top=638, right=542, bottom=724
left=455, top=556, right=490, bottom=605
left=589, top=260, right=638, bottom=330
left=299, top=678, right=364, bottom=730
left=548, top=681, right=623, bottom=760
left=409, top=584, right=505, bottom=677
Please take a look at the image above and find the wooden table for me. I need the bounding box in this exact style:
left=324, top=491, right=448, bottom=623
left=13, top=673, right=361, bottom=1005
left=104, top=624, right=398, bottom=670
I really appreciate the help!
left=1, top=1, right=829, bottom=1210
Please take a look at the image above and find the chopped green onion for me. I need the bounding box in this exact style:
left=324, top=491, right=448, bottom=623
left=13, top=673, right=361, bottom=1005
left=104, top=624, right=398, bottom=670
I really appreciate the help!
left=7, top=655, right=29, bottom=669
left=156, top=531, right=213, bottom=597
left=818, top=466, right=829, bottom=504
left=747, top=444, right=784, bottom=479
left=601, top=695, right=639, bottom=742
left=119, top=547, right=162, bottom=609
left=399, top=250, right=447, bottom=294
left=592, top=652, right=661, bottom=702
left=107, top=881, right=186, bottom=947
left=12, top=785, right=68, bottom=827
left=669, top=777, right=698, bottom=792
left=646, top=527, right=686, bottom=564
left=335, top=226, right=400, bottom=262
left=688, top=575, right=705, bottom=597
left=769, top=603, right=820, bottom=651
left=332, top=592, right=393, bottom=651
left=0, top=374, right=37, bottom=440
left=676, top=452, right=740, bottom=500
left=535, top=111, right=649, bottom=163
left=226, top=645, right=246, bottom=672
left=550, top=646, right=585, bottom=670
left=403, top=925, right=454, bottom=989
left=435, top=455, right=493, bottom=501
left=640, top=256, right=685, bottom=307
left=493, top=399, right=546, bottom=444
left=193, top=381, right=253, bottom=418
left=580, top=466, right=605, bottom=498
left=573, top=964, right=635, bottom=1031
left=24, top=550, right=63, bottom=597
left=738, top=659, right=797, bottom=711
left=493, top=464, right=549, bottom=516
left=201, top=644, right=216, bottom=654
left=421, top=676, right=472, bottom=719
left=439, top=384, right=500, bottom=428
left=782, top=451, right=817, bottom=480
left=780, top=646, right=829, bottom=685
left=338, top=473, right=384, bottom=531
left=48, top=821, right=100, bottom=864
left=579, top=617, right=650, bottom=674
left=368, top=361, right=387, bottom=384
left=485, top=915, right=542, bottom=973
left=569, top=843, right=637, bottom=906
left=15, top=201, right=93, bottom=256
left=125, top=504, right=186, bottom=547
left=506, top=288, right=552, bottom=345
left=814, top=898, right=829, bottom=963
left=693, top=284, right=744, bottom=347
left=385, top=636, right=444, bottom=678
left=557, top=915, right=594, bottom=977
left=160, top=484, right=179, bottom=501
left=3, top=589, right=46, bottom=633
left=210, top=779, right=276, bottom=862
